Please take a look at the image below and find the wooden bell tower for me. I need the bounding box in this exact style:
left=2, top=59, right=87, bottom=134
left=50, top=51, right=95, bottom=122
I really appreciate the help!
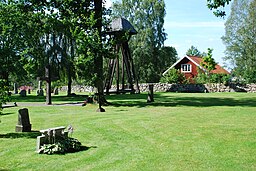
left=105, top=18, right=139, bottom=94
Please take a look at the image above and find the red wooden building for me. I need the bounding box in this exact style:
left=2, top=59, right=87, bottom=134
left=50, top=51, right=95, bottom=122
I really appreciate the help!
left=163, top=56, right=230, bottom=81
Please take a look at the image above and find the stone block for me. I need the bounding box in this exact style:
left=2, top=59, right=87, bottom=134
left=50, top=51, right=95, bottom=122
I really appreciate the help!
left=36, top=135, right=46, bottom=152
left=37, top=126, right=66, bottom=152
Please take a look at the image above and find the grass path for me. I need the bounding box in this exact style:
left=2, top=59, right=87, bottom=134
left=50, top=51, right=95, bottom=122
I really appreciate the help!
left=0, top=92, right=256, bottom=170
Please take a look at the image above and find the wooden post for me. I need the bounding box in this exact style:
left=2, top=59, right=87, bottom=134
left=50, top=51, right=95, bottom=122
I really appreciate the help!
left=116, top=48, right=120, bottom=94
left=121, top=52, right=125, bottom=91
left=147, top=84, right=154, bottom=103
left=121, top=42, right=134, bottom=93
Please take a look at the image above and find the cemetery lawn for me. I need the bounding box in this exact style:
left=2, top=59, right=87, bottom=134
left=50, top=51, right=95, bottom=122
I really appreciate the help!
left=0, top=92, right=256, bottom=170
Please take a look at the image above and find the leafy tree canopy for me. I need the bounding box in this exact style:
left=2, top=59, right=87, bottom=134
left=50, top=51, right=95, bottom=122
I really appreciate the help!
left=186, top=46, right=206, bottom=57
left=222, top=0, right=256, bottom=83
left=201, top=48, right=217, bottom=73
left=207, top=0, right=232, bottom=17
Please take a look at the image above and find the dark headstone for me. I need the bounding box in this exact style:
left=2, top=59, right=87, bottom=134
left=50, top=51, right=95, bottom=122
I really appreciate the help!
left=37, top=81, right=44, bottom=96
left=147, top=84, right=154, bottom=103
left=19, top=90, right=27, bottom=97
left=87, top=96, right=93, bottom=103
left=37, top=89, right=44, bottom=96
left=15, top=108, right=32, bottom=132
left=28, top=89, right=31, bottom=94
left=54, top=87, right=59, bottom=95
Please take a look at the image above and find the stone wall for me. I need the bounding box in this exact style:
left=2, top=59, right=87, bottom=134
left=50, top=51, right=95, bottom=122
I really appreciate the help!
left=139, top=83, right=256, bottom=93
left=59, top=85, right=95, bottom=93
left=59, top=83, right=256, bottom=93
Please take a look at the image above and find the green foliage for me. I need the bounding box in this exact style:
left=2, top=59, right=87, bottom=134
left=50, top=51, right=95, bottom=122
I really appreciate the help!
left=186, top=45, right=206, bottom=57
left=0, top=0, right=110, bottom=95
left=193, top=70, right=209, bottom=84
left=201, top=48, right=217, bottom=73
left=195, top=73, right=231, bottom=84
left=160, top=68, right=186, bottom=84
left=0, top=79, right=9, bottom=115
left=207, top=0, right=232, bottom=17
left=159, top=46, right=178, bottom=72
left=222, top=0, right=256, bottom=83
left=38, top=137, right=82, bottom=155
left=194, top=68, right=231, bottom=84
left=0, top=2, right=34, bottom=83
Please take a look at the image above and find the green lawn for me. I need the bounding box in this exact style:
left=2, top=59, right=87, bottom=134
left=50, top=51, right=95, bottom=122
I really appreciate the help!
left=0, top=92, right=256, bottom=170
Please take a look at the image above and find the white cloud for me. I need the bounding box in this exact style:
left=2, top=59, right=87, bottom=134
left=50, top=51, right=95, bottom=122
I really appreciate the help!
left=185, top=40, right=193, bottom=44
left=165, top=21, right=225, bottom=29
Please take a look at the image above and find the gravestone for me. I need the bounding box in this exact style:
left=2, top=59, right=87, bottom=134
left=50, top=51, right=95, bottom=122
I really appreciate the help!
left=37, top=81, right=44, bottom=96
left=147, top=84, right=154, bottom=103
left=36, top=126, right=68, bottom=152
left=19, top=90, right=27, bottom=97
left=15, top=108, right=32, bottom=132
left=28, top=89, right=31, bottom=94
left=14, top=83, right=18, bottom=94
left=54, top=87, right=59, bottom=95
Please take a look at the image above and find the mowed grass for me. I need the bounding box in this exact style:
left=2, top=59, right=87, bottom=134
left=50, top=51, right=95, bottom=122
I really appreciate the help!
left=0, top=92, right=256, bottom=170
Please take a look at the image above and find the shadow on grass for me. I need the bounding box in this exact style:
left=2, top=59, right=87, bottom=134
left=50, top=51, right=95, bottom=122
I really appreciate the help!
left=10, top=95, right=88, bottom=103
left=0, top=112, right=15, bottom=116
left=0, top=131, right=41, bottom=139
left=69, top=145, right=97, bottom=154
left=108, top=93, right=256, bottom=108
left=7, top=93, right=256, bottom=108
left=39, top=145, right=97, bottom=155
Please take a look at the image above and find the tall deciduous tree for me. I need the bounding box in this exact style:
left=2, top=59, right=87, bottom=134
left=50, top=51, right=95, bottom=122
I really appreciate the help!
left=159, top=46, right=178, bottom=73
left=112, top=0, right=167, bottom=83
left=0, top=2, right=32, bottom=86
left=222, top=0, right=256, bottom=83
left=186, top=46, right=205, bottom=57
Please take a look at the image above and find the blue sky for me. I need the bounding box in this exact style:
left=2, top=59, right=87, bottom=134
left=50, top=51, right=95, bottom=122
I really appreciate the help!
left=106, top=0, right=231, bottom=67
left=164, top=0, right=231, bottom=67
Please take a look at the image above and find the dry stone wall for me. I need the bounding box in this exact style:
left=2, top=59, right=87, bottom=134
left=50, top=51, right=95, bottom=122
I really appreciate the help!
left=59, top=83, right=256, bottom=93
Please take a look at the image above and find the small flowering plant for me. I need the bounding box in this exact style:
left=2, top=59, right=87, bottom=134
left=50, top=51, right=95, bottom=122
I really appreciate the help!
left=67, top=125, right=74, bottom=137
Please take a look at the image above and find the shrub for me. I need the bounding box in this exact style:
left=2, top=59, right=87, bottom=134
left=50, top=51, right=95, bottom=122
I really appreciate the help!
left=160, top=68, right=186, bottom=84
left=194, top=68, right=231, bottom=84
left=193, top=72, right=208, bottom=84
left=0, top=79, right=10, bottom=115
left=38, top=137, right=82, bottom=155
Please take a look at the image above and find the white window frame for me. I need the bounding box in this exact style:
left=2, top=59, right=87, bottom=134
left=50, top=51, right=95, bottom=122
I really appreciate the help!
left=181, top=64, right=192, bottom=73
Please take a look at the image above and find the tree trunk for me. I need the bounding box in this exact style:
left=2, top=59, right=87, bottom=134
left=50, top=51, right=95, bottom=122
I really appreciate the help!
left=94, top=0, right=105, bottom=112
left=45, top=65, right=52, bottom=105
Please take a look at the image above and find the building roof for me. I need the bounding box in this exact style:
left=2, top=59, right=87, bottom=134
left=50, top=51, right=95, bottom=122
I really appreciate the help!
left=188, top=56, right=230, bottom=74
left=108, top=17, right=137, bottom=35
left=163, top=56, right=230, bottom=75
